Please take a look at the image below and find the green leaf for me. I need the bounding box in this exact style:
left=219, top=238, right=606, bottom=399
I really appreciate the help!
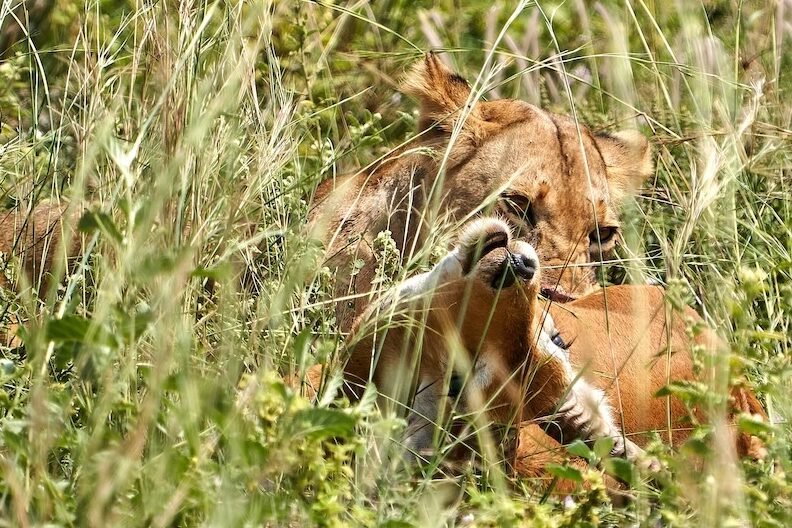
left=52, top=343, right=81, bottom=371
left=566, top=439, right=593, bottom=460
left=602, top=457, right=635, bottom=486
left=745, top=329, right=787, bottom=342
left=78, top=210, right=123, bottom=244
left=293, top=408, right=356, bottom=440
left=593, top=436, right=615, bottom=459
left=46, top=316, right=92, bottom=343
left=293, top=327, right=313, bottom=373
left=136, top=252, right=181, bottom=277
left=737, top=415, right=775, bottom=436
left=191, top=264, right=230, bottom=280
left=46, top=315, right=116, bottom=348
left=546, top=463, right=583, bottom=482
left=654, top=380, right=705, bottom=400
left=681, top=437, right=710, bottom=456
left=115, top=305, right=154, bottom=345
left=380, top=521, right=414, bottom=528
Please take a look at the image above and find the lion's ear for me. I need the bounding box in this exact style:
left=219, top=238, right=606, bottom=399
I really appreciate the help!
left=402, top=53, right=485, bottom=133
left=595, top=130, right=653, bottom=202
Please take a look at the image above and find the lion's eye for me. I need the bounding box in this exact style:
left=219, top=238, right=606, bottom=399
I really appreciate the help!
left=502, top=194, right=536, bottom=227
left=448, top=373, right=463, bottom=398
left=551, top=332, right=569, bottom=350
left=589, top=226, right=617, bottom=247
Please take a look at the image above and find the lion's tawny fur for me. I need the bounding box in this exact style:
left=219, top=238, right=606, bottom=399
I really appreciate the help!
left=515, top=285, right=767, bottom=489
left=0, top=201, right=82, bottom=290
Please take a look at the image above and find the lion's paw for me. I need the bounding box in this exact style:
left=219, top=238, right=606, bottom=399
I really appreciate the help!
left=454, top=217, right=512, bottom=274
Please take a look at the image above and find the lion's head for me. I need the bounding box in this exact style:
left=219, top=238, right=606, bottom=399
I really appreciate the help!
left=400, top=53, right=653, bottom=302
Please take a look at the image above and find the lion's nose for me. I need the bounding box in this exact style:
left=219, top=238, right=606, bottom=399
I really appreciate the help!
left=512, top=252, right=537, bottom=281
left=491, top=251, right=538, bottom=288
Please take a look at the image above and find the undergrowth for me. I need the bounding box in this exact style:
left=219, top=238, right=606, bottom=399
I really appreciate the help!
left=0, top=0, right=790, bottom=526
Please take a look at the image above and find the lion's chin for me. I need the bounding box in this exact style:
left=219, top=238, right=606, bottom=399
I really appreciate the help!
left=540, top=284, right=578, bottom=303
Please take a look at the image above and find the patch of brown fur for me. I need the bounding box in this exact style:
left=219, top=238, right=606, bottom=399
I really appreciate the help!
left=0, top=201, right=83, bottom=291
left=516, top=285, right=767, bottom=491
left=0, top=201, right=83, bottom=348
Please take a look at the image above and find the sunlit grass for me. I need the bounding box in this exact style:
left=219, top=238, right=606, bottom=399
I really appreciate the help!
left=0, top=1, right=789, bottom=526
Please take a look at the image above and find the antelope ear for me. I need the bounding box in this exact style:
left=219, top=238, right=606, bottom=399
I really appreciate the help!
left=595, top=130, right=653, bottom=202
left=402, top=53, right=485, bottom=133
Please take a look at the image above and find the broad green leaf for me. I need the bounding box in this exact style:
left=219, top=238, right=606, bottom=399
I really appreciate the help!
left=78, top=210, right=123, bottom=244
left=737, top=415, right=775, bottom=435
left=681, top=438, right=710, bottom=456
left=566, top=439, right=593, bottom=460
left=293, top=407, right=356, bottom=440
left=190, top=262, right=232, bottom=281
left=593, top=436, right=615, bottom=459
left=46, top=315, right=117, bottom=349
left=380, top=520, right=414, bottom=528
left=293, top=327, right=312, bottom=372
left=46, top=315, right=92, bottom=342
left=136, top=252, right=185, bottom=277
left=654, top=380, right=705, bottom=400
left=546, top=463, right=583, bottom=483
left=115, top=305, right=154, bottom=344
left=603, top=457, right=635, bottom=486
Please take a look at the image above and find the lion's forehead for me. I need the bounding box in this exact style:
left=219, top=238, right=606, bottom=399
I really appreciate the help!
left=473, top=114, right=613, bottom=204
left=444, top=107, right=620, bottom=246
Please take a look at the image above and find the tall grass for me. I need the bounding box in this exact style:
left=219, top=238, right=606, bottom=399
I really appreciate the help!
left=0, top=0, right=789, bottom=526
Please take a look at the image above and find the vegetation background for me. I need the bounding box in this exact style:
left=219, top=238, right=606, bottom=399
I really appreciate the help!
left=0, top=0, right=790, bottom=526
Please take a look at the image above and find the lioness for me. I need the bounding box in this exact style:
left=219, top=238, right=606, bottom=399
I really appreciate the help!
left=301, top=218, right=645, bottom=466
left=303, top=218, right=766, bottom=485
left=310, top=53, right=653, bottom=331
